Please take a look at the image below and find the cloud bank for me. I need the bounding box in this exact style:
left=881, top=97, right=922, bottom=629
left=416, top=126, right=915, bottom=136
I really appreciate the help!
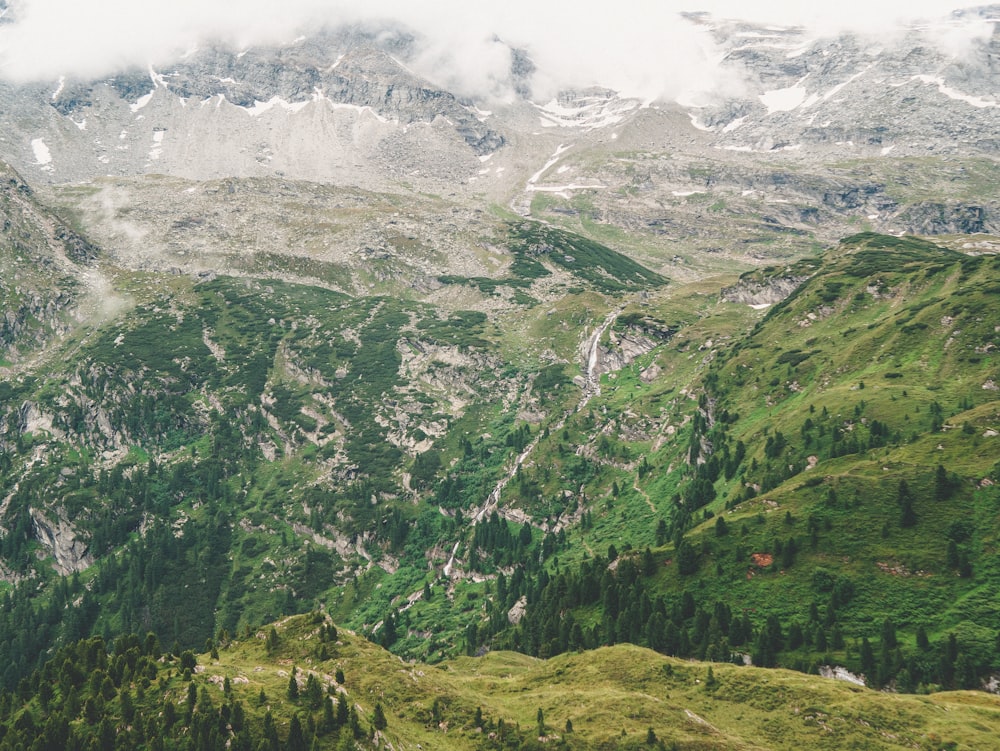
left=0, top=0, right=991, bottom=102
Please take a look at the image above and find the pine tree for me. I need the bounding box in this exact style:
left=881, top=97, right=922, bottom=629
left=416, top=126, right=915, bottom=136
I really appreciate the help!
left=881, top=618, right=897, bottom=650
left=263, top=711, right=280, bottom=751
left=303, top=673, right=322, bottom=708
left=336, top=695, right=349, bottom=729
left=266, top=627, right=279, bottom=655
left=372, top=702, right=387, bottom=731
left=898, top=480, right=917, bottom=528
left=321, top=697, right=336, bottom=734
left=934, top=464, right=952, bottom=501
left=287, top=715, right=306, bottom=751
left=916, top=626, right=930, bottom=651
left=860, top=637, right=875, bottom=677
left=704, top=666, right=718, bottom=690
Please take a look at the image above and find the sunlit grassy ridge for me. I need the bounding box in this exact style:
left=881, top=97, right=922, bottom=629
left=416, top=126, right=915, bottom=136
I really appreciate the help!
left=5, top=613, right=1000, bottom=751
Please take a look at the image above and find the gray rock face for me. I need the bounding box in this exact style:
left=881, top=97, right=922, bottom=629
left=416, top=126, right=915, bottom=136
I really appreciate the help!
left=0, top=162, right=88, bottom=361
left=0, top=8, right=997, bottom=294
left=722, top=276, right=810, bottom=306
left=696, top=13, right=1000, bottom=157
left=29, top=508, right=94, bottom=575
left=899, top=203, right=996, bottom=234
left=1, top=26, right=503, bottom=191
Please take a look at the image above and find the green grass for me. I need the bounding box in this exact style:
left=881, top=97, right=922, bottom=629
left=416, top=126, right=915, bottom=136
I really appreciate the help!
left=49, top=613, right=1000, bottom=751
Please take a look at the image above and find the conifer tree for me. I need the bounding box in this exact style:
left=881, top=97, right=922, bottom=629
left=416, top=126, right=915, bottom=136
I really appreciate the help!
left=372, top=702, right=387, bottom=731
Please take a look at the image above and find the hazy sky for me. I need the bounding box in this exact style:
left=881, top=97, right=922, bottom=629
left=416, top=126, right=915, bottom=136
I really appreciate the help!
left=0, top=0, right=991, bottom=100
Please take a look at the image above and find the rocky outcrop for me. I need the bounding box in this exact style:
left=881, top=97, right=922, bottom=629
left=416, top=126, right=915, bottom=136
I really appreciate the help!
left=722, top=276, right=809, bottom=306
left=593, top=329, right=659, bottom=375
left=17, top=401, right=64, bottom=441
left=29, top=508, right=94, bottom=575
left=898, top=203, right=995, bottom=236
left=0, top=290, right=74, bottom=356
left=0, top=162, right=85, bottom=360
left=51, top=32, right=504, bottom=157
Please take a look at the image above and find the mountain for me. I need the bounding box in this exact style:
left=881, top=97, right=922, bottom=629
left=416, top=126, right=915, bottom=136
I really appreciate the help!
left=1, top=9, right=998, bottom=284
left=0, top=5, right=999, bottom=747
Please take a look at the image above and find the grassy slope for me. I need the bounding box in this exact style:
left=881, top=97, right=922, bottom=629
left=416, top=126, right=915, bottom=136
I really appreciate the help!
left=40, top=612, right=998, bottom=751
left=481, top=234, right=999, bottom=678
left=626, top=235, right=1000, bottom=661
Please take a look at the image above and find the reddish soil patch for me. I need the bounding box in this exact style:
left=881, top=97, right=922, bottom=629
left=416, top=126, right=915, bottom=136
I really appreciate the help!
left=750, top=552, right=774, bottom=567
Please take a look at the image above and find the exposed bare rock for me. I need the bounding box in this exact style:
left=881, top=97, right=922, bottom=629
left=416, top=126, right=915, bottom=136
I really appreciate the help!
left=722, top=276, right=809, bottom=306
left=594, top=330, right=659, bottom=374
left=29, top=508, right=94, bottom=575
left=507, top=596, right=528, bottom=625
left=640, top=362, right=662, bottom=383
left=18, top=401, right=64, bottom=440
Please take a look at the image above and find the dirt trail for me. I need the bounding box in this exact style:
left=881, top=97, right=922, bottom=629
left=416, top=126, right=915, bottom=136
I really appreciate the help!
left=633, top=477, right=656, bottom=513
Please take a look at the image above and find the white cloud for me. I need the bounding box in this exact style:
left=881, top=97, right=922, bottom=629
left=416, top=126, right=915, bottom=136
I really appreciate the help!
left=0, top=0, right=986, bottom=102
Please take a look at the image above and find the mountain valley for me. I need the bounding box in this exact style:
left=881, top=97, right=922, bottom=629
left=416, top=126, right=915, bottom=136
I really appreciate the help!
left=0, top=4, right=999, bottom=749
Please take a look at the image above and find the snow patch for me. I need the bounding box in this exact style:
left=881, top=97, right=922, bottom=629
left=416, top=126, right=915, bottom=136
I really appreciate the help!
left=722, top=116, right=747, bottom=133
left=130, top=91, right=154, bottom=113
left=51, top=76, right=65, bottom=101
left=818, top=68, right=870, bottom=104
left=30, top=138, right=52, bottom=166
left=241, top=96, right=310, bottom=116
left=326, top=100, right=390, bottom=123
left=149, top=129, right=165, bottom=161
left=527, top=143, right=572, bottom=186
left=785, top=42, right=813, bottom=58
left=687, top=112, right=713, bottom=132
left=672, top=190, right=704, bottom=197
left=760, top=78, right=811, bottom=114
left=536, top=95, right=637, bottom=130
left=913, top=75, right=998, bottom=108
left=71, top=118, right=87, bottom=131
left=880, top=145, right=895, bottom=155
left=527, top=183, right=605, bottom=199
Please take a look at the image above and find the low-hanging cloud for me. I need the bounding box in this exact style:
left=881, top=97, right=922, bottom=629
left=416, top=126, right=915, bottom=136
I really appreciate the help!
left=0, top=0, right=989, bottom=102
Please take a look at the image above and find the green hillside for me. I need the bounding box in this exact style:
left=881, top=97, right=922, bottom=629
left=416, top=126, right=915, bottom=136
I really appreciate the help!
left=1, top=224, right=999, bottom=718
left=450, top=234, right=1000, bottom=688
left=2, top=612, right=999, bottom=751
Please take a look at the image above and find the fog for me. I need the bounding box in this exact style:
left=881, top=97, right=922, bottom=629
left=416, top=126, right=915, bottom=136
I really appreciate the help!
left=0, top=0, right=991, bottom=101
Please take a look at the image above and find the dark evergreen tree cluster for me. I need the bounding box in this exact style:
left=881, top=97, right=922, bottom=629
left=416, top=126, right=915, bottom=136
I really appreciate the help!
left=0, top=630, right=372, bottom=751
